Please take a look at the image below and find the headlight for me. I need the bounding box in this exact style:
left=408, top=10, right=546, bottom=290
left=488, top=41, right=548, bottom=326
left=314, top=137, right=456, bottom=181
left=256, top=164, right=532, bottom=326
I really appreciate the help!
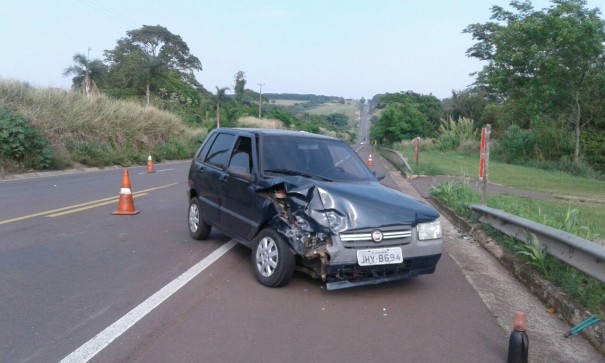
left=417, top=220, right=442, bottom=240
left=325, top=211, right=345, bottom=230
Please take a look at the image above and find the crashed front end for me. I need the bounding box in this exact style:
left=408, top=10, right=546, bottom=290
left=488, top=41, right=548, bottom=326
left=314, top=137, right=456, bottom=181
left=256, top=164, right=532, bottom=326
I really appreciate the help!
left=260, top=177, right=443, bottom=291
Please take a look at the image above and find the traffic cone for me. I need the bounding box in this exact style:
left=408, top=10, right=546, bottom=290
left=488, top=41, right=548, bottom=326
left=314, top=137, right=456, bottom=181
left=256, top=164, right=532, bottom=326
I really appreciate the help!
left=507, top=311, right=529, bottom=363
left=367, top=154, right=374, bottom=166
left=113, top=169, right=140, bottom=215
left=146, top=154, right=155, bottom=173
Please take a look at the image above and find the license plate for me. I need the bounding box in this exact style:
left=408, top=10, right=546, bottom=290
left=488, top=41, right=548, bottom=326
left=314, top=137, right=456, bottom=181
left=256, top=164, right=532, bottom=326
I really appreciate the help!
left=357, top=247, right=403, bottom=266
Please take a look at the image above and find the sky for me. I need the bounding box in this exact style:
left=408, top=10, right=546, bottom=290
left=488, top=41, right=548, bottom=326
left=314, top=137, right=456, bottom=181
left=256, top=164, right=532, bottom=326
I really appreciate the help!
left=2, top=0, right=603, bottom=100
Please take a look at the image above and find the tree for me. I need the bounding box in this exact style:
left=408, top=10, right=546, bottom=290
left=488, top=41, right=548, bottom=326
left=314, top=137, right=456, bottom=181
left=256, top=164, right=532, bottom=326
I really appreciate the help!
left=104, top=25, right=202, bottom=107
left=326, top=113, right=349, bottom=127
left=371, top=103, right=427, bottom=143
left=443, top=88, right=489, bottom=123
left=464, top=0, right=605, bottom=165
left=373, top=91, right=443, bottom=137
left=233, top=71, right=246, bottom=104
left=215, top=86, right=230, bottom=128
left=63, top=53, right=107, bottom=97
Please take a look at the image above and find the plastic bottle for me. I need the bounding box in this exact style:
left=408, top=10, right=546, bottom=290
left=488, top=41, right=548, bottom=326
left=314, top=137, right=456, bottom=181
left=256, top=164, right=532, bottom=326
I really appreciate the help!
left=507, top=311, right=529, bottom=363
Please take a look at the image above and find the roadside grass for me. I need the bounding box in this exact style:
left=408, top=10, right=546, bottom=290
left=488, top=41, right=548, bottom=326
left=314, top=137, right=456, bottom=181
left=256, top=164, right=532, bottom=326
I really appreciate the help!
left=0, top=79, right=204, bottom=171
left=431, top=182, right=605, bottom=315
left=396, top=147, right=605, bottom=201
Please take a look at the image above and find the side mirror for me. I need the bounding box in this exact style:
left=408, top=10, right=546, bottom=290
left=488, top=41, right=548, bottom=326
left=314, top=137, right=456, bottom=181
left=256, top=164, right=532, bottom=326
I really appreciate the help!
left=373, top=170, right=386, bottom=181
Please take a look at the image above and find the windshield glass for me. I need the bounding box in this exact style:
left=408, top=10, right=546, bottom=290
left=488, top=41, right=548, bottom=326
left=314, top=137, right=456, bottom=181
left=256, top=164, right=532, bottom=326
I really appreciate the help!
left=260, top=135, right=374, bottom=181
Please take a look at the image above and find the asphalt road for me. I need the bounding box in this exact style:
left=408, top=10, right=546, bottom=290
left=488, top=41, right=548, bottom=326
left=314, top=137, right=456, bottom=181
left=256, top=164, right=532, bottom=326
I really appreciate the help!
left=1, top=153, right=601, bottom=362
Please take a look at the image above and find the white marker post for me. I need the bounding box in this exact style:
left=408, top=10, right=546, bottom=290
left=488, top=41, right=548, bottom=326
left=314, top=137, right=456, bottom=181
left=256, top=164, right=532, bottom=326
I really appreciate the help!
left=480, top=124, right=491, bottom=206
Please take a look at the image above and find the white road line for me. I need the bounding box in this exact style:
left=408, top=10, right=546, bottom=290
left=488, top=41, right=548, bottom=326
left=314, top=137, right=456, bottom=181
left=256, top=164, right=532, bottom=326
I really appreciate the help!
left=136, top=168, right=175, bottom=175
left=60, top=240, right=238, bottom=363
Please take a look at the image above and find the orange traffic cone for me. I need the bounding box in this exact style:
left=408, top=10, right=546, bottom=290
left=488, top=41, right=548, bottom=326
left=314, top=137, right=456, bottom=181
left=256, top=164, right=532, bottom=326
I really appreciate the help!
left=113, top=169, right=140, bottom=215
left=367, top=154, right=374, bottom=166
left=146, top=154, right=155, bottom=173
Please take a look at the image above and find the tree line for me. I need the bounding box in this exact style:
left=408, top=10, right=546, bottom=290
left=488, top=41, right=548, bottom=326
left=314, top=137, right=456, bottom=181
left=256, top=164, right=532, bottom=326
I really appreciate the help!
left=371, top=0, right=605, bottom=174
left=63, top=25, right=354, bottom=136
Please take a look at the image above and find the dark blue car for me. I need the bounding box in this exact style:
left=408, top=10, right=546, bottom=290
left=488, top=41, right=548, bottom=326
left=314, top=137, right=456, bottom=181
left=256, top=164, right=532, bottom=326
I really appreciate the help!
left=187, top=128, right=442, bottom=290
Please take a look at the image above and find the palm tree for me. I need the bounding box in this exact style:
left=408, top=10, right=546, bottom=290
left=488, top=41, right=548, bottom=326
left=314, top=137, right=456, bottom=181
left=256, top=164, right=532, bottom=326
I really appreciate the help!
left=137, top=53, right=166, bottom=108
left=63, top=53, right=107, bottom=97
left=215, top=86, right=230, bottom=128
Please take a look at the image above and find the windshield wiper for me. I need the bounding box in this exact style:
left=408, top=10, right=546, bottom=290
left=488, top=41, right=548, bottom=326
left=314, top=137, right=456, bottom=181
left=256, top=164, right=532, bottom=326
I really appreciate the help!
left=264, top=168, right=332, bottom=181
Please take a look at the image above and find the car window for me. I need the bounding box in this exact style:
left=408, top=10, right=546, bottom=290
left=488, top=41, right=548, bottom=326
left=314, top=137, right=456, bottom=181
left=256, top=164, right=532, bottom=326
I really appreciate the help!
left=261, top=136, right=373, bottom=181
left=205, top=133, right=235, bottom=169
left=228, top=136, right=253, bottom=174
left=196, top=132, right=217, bottom=162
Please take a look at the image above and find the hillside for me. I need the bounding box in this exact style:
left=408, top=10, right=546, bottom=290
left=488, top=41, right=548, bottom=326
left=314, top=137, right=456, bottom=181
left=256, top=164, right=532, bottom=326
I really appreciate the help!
left=0, top=79, right=204, bottom=174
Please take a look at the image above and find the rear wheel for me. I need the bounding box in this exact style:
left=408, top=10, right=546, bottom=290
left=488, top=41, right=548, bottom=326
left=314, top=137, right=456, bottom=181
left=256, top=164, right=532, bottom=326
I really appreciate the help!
left=252, top=228, right=295, bottom=287
left=188, top=198, right=211, bottom=240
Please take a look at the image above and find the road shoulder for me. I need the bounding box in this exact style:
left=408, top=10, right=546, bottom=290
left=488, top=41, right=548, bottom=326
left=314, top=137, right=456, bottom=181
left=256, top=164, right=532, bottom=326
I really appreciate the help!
left=384, top=160, right=604, bottom=362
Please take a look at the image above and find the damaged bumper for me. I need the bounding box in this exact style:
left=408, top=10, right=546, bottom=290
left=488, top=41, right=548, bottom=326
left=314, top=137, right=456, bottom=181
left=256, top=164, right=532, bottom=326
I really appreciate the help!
left=324, top=254, right=441, bottom=290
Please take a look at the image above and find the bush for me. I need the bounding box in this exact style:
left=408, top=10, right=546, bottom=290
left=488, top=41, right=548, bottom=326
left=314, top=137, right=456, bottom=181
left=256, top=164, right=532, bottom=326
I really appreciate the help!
left=157, top=139, right=199, bottom=160
left=435, top=117, right=479, bottom=152
left=0, top=107, right=54, bottom=171
left=581, top=129, right=605, bottom=173
left=495, top=124, right=536, bottom=162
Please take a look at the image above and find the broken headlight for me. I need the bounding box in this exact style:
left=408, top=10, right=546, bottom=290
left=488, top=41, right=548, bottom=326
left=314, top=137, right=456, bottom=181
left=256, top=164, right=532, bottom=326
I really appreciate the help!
left=417, top=220, right=442, bottom=240
left=325, top=210, right=345, bottom=230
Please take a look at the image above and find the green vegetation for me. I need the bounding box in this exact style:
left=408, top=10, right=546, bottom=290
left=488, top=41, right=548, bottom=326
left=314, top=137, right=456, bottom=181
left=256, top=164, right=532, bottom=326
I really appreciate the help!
left=394, top=146, right=605, bottom=200
left=431, top=181, right=605, bottom=315
left=0, top=107, right=53, bottom=172
left=0, top=79, right=203, bottom=172
left=370, top=1, right=605, bottom=176
left=370, top=91, right=442, bottom=143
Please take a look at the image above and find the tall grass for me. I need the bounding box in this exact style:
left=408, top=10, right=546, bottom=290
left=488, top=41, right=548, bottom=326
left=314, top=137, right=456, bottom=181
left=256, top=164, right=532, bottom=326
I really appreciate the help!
left=0, top=79, right=204, bottom=169
left=435, top=117, right=479, bottom=152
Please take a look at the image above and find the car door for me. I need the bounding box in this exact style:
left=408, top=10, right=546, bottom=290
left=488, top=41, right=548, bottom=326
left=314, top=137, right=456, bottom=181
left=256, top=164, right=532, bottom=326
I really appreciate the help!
left=192, top=132, right=236, bottom=227
left=220, top=135, right=265, bottom=241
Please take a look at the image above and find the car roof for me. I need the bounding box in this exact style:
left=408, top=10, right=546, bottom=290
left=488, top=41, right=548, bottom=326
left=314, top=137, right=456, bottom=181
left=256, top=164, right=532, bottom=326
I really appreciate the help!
left=216, top=128, right=340, bottom=141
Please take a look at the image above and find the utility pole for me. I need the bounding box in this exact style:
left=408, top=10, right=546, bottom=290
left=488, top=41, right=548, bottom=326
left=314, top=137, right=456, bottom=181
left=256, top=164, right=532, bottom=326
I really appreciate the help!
left=257, top=83, right=265, bottom=118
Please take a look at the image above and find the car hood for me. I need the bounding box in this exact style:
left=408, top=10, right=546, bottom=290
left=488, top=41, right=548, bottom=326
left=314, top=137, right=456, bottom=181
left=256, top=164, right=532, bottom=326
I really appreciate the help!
left=258, top=176, right=439, bottom=232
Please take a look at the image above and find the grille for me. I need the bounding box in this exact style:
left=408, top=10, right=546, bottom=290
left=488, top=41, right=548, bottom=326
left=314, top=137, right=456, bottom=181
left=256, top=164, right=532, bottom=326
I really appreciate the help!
left=339, top=225, right=412, bottom=248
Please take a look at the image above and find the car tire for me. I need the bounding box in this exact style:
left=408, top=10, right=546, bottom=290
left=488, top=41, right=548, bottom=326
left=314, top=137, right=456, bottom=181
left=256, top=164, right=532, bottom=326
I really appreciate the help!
left=252, top=228, right=295, bottom=287
left=188, top=197, right=211, bottom=240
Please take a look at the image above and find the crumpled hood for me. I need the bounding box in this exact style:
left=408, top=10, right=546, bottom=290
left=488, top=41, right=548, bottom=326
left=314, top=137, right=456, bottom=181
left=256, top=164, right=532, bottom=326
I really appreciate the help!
left=313, top=181, right=439, bottom=230
left=258, top=176, right=439, bottom=232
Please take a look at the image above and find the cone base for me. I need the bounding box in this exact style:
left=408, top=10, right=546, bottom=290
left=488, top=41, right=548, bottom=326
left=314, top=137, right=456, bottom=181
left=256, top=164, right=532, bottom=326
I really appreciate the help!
left=112, top=210, right=140, bottom=215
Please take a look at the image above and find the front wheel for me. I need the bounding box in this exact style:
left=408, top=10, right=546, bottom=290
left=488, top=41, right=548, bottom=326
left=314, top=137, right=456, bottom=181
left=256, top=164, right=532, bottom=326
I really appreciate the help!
left=188, top=197, right=211, bottom=240
left=252, top=228, right=295, bottom=287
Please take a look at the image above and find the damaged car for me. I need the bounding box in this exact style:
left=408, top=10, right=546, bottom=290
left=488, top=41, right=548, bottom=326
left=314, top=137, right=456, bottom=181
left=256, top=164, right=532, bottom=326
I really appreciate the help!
left=187, top=128, right=442, bottom=290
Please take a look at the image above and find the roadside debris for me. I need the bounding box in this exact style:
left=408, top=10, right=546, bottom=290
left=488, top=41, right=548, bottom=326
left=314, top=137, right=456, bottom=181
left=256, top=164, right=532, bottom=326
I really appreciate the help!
left=564, top=315, right=601, bottom=338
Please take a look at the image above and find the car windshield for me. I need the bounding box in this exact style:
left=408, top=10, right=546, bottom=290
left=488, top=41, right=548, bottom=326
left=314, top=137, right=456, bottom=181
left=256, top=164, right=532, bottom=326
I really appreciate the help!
left=260, top=135, right=374, bottom=181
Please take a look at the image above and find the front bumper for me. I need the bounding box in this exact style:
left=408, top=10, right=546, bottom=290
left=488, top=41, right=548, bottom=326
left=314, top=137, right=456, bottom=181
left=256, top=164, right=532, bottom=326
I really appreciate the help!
left=324, top=254, right=441, bottom=290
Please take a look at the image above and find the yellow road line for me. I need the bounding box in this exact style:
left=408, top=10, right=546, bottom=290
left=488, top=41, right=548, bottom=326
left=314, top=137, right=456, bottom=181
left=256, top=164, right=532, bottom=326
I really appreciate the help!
left=0, top=183, right=178, bottom=225
left=46, top=193, right=148, bottom=217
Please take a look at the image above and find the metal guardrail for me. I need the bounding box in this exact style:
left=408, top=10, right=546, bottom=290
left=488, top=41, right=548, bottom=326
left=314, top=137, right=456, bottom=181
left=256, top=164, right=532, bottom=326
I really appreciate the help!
left=470, top=204, right=605, bottom=284
left=379, top=147, right=413, bottom=176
